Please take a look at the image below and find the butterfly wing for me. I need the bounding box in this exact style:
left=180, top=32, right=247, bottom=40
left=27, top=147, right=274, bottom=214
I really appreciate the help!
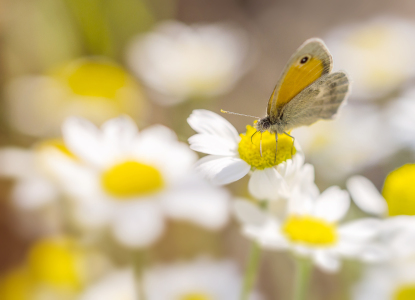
left=279, top=71, right=350, bottom=130
left=267, top=38, right=333, bottom=122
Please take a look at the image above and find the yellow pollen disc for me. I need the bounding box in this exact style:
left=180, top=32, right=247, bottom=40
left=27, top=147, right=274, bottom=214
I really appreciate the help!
left=394, top=285, right=415, bottom=300
left=181, top=292, right=212, bottom=300
left=282, top=215, right=337, bottom=246
left=27, top=238, right=82, bottom=290
left=58, top=60, right=128, bottom=99
left=0, top=267, right=33, bottom=300
left=382, top=164, right=415, bottom=216
left=238, top=125, right=296, bottom=170
left=101, top=161, right=164, bottom=199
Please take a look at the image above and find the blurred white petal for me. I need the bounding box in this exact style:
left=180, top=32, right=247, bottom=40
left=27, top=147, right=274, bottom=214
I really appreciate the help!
left=314, top=186, right=350, bottom=222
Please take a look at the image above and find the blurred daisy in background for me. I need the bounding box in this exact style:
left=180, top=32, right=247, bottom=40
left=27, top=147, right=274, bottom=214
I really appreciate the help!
left=347, top=164, right=415, bottom=259
left=386, top=87, right=415, bottom=151
left=6, top=57, right=145, bottom=137
left=187, top=110, right=318, bottom=202
left=127, top=21, right=252, bottom=105
left=235, top=186, right=385, bottom=272
left=80, top=258, right=262, bottom=300
left=325, top=16, right=415, bottom=101
left=354, top=261, right=415, bottom=300
left=46, top=115, right=230, bottom=248
left=0, top=236, right=110, bottom=300
left=292, top=104, right=398, bottom=183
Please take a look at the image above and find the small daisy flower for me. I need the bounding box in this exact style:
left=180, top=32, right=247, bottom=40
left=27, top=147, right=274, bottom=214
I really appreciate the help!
left=6, top=57, right=145, bottom=137
left=127, top=21, right=252, bottom=105
left=325, top=16, right=415, bottom=100
left=188, top=110, right=318, bottom=202
left=48, top=116, right=231, bottom=248
left=347, top=165, right=415, bottom=259
left=354, top=261, right=415, bottom=300
left=235, top=187, right=384, bottom=272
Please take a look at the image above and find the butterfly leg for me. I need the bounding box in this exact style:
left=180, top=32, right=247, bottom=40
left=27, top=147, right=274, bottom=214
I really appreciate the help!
left=259, top=132, right=263, bottom=157
left=251, top=130, right=259, bottom=144
left=283, top=132, right=295, bottom=159
left=274, top=133, right=278, bottom=163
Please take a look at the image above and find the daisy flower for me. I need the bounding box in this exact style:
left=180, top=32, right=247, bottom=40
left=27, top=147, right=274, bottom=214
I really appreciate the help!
left=6, top=57, right=145, bottom=137
left=126, top=21, right=252, bottom=105
left=354, top=261, right=415, bottom=300
left=188, top=109, right=318, bottom=202
left=325, top=16, right=415, bottom=100
left=235, top=186, right=385, bottom=272
left=80, top=258, right=262, bottom=300
left=47, top=115, right=231, bottom=248
left=347, top=165, right=415, bottom=259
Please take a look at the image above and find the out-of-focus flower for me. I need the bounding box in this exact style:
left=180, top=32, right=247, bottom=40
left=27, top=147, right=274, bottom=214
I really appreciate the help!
left=235, top=187, right=384, bottom=272
left=80, top=269, right=136, bottom=300
left=80, top=258, right=262, bottom=300
left=127, top=21, right=252, bottom=105
left=325, top=16, right=415, bottom=100
left=0, top=236, right=107, bottom=300
left=386, top=87, right=415, bottom=150
left=6, top=57, right=145, bottom=137
left=188, top=110, right=318, bottom=202
left=47, top=116, right=230, bottom=248
left=347, top=166, right=415, bottom=259
left=292, top=104, right=398, bottom=182
left=354, top=261, right=415, bottom=300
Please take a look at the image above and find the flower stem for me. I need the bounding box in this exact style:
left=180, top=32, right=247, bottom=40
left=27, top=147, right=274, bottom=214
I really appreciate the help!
left=240, top=242, right=262, bottom=300
left=293, top=257, right=312, bottom=300
left=133, top=250, right=147, bottom=300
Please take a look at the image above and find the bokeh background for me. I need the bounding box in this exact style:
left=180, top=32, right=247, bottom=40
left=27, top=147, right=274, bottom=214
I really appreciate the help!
left=2, top=0, right=415, bottom=299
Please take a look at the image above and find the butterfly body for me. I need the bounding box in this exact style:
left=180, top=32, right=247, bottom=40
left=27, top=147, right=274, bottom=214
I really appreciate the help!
left=255, top=38, right=350, bottom=140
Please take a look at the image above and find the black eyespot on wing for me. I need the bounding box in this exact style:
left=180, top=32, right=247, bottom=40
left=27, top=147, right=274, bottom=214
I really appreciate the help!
left=300, top=56, right=309, bottom=64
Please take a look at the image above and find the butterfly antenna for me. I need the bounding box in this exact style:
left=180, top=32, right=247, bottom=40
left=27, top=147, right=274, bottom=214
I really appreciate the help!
left=220, top=109, right=260, bottom=119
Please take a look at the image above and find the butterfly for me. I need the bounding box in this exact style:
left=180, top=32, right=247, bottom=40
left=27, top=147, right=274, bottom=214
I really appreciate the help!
left=222, top=38, right=350, bottom=158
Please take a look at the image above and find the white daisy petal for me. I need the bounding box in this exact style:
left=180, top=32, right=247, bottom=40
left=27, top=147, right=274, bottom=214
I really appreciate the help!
left=162, top=175, right=230, bottom=230
left=314, top=186, right=350, bottom=222
left=346, top=175, right=387, bottom=216
left=188, top=109, right=240, bottom=144
left=248, top=168, right=285, bottom=201
left=101, top=115, right=138, bottom=155
left=188, top=134, right=237, bottom=156
left=338, top=218, right=382, bottom=241
left=112, top=201, right=165, bottom=248
left=195, top=155, right=250, bottom=185
left=62, top=117, right=106, bottom=166
left=12, top=178, right=59, bottom=210
left=313, top=250, right=341, bottom=273
left=233, top=199, right=267, bottom=226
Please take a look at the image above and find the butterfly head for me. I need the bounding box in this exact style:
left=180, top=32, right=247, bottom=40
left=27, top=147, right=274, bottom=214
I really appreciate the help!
left=255, top=116, right=272, bottom=133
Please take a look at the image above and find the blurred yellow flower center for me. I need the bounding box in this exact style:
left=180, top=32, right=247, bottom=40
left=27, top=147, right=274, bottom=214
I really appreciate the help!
left=238, top=125, right=296, bottom=170
left=65, top=61, right=128, bottom=99
left=181, top=292, right=212, bottom=300
left=0, top=267, right=32, bottom=300
left=101, top=161, right=164, bottom=198
left=283, top=215, right=337, bottom=246
left=27, top=238, right=82, bottom=290
left=37, top=139, right=76, bottom=159
left=394, top=284, right=415, bottom=300
left=382, top=164, right=415, bottom=216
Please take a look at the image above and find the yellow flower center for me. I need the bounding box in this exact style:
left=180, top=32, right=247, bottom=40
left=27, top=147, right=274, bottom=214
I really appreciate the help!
left=101, top=161, right=164, bottom=199
left=181, top=292, right=212, bottom=300
left=27, top=238, right=83, bottom=290
left=58, top=60, right=128, bottom=99
left=394, top=284, right=415, bottom=300
left=238, top=125, right=296, bottom=170
left=382, top=164, right=415, bottom=216
left=282, top=215, right=337, bottom=246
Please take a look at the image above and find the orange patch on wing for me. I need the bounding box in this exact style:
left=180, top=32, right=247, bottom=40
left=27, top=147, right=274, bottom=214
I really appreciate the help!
left=274, top=57, right=323, bottom=109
